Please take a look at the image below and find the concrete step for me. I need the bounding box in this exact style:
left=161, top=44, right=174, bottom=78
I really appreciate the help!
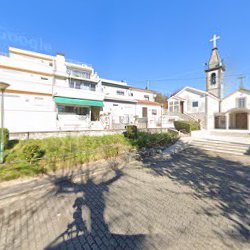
left=208, top=131, right=250, bottom=138
left=190, top=143, right=248, bottom=154
left=192, top=139, right=250, bottom=150
left=189, top=145, right=246, bottom=156
left=190, top=139, right=250, bottom=155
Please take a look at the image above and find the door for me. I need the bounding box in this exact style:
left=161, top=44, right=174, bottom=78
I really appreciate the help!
left=142, top=107, right=148, bottom=118
left=180, top=101, right=184, bottom=114
left=235, top=113, right=248, bottom=129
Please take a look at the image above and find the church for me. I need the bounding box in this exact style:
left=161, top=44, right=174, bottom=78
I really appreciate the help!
left=168, top=35, right=250, bottom=131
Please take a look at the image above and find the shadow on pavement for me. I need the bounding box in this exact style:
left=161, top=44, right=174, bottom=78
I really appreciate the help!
left=142, top=147, right=250, bottom=241
left=45, top=167, right=152, bottom=249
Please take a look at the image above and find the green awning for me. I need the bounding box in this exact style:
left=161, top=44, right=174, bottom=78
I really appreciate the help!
left=54, top=96, right=104, bottom=107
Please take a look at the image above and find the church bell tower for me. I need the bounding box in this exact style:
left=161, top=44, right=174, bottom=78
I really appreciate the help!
left=205, top=34, right=225, bottom=99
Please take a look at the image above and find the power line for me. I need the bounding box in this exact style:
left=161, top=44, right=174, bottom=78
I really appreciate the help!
left=129, top=72, right=250, bottom=85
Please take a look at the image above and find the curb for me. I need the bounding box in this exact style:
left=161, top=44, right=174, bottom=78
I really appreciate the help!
left=0, top=154, right=136, bottom=202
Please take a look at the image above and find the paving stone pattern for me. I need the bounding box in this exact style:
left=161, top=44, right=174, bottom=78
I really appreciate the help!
left=0, top=148, right=249, bottom=249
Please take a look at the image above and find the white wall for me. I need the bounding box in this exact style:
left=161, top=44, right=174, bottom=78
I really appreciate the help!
left=221, top=91, right=250, bottom=112
left=178, top=90, right=205, bottom=113
left=206, top=95, right=219, bottom=129
left=0, top=68, right=53, bottom=94
left=4, top=93, right=57, bottom=132
left=102, top=101, right=136, bottom=123
left=136, top=104, right=162, bottom=128
left=103, top=85, right=130, bottom=97
left=131, top=89, right=155, bottom=102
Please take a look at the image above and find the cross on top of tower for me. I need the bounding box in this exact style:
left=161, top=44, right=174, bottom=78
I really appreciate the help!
left=210, top=34, right=220, bottom=49
left=238, top=75, right=245, bottom=90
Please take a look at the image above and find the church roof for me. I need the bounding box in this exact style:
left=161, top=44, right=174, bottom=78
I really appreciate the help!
left=223, top=88, right=250, bottom=100
left=170, top=86, right=206, bottom=97
left=169, top=86, right=219, bottom=100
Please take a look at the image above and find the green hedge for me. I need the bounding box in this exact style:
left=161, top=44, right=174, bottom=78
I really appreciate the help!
left=125, top=125, right=138, bottom=139
left=0, top=128, right=9, bottom=148
left=174, top=120, right=200, bottom=133
left=129, top=132, right=176, bottom=148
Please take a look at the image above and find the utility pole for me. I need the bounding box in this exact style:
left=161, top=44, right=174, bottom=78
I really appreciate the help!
left=146, top=80, right=150, bottom=90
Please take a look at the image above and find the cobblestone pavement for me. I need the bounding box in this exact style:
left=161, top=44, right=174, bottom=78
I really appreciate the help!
left=0, top=148, right=249, bottom=250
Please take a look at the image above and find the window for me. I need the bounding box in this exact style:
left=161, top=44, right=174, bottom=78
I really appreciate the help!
left=117, top=90, right=125, bottom=96
left=152, top=109, right=157, bottom=115
left=41, top=77, right=48, bottom=80
left=75, top=82, right=81, bottom=89
left=144, top=95, right=149, bottom=100
left=237, top=98, right=246, bottom=108
left=58, top=105, right=90, bottom=115
left=192, top=101, right=199, bottom=107
left=76, top=107, right=89, bottom=115
left=67, top=68, right=91, bottom=79
left=211, top=73, right=216, bottom=85
left=174, top=105, right=179, bottom=113
left=58, top=106, right=75, bottom=114
left=113, top=104, right=119, bottom=106
left=69, top=79, right=96, bottom=91
left=168, top=101, right=175, bottom=112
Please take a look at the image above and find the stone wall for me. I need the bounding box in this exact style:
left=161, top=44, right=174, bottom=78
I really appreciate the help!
left=10, top=128, right=170, bottom=140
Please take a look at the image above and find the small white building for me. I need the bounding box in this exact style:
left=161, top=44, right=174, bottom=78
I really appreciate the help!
left=0, top=47, right=162, bottom=133
left=130, top=87, right=162, bottom=128
left=168, top=86, right=219, bottom=128
left=167, top=36, right=250, bottom=131
left=101, top=79, right=137, bottom=129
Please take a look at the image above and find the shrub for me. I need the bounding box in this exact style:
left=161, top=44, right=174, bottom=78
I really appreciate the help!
left=125, top=125, right=138, bottom=139
left=174, top=120, right=200, bottom=133
left=21, top=143, right=45, bottom=163
left=0, top=128, right=9, bottom=148
left=130, top=132, right=176, bottom=148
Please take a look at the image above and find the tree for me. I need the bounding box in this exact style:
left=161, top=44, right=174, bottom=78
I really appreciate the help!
left=155, top=92, right=168, bottom=109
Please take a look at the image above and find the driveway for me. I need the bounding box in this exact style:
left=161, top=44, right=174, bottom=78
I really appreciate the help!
left=0, top=148, right=249, bottom=249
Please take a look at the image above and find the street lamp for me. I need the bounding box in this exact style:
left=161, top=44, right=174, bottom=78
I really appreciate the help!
left=0, top=82, right=10, bottom=164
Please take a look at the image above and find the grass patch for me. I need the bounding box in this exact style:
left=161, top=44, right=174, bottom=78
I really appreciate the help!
left=1, top=134, right=132, bottom=181
left=0, top=132, right=177, bottom=182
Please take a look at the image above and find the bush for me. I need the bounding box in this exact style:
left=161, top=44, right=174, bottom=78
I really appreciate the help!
left=0, top=128, right=9, bottom=148
left=21, top=143, right=45, bottom=162
left=130, top=132, right=176, bottom=148
left=174, top=120, right=200, bottom=133
left=125, top=125, right=138, bottom=139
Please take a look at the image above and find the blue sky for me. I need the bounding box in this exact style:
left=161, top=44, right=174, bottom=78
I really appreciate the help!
left=0, top=0, right=250, bottom=95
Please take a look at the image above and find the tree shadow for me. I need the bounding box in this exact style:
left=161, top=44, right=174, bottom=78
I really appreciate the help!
left=45, top=167, right=153, bottom=249
left=142, top=147, right=250, bottom=241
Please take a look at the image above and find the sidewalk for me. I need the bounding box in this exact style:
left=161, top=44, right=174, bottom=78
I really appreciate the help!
left=0, top=153, right=135, bottom=202
left=162, top=136, right=192, bottom=157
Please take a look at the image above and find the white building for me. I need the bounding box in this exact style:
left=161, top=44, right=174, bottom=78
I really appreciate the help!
left=168, top=35, right=250, bottom=131
left=130, top=87, right=162, bottom=128
left=0, top=47, right=162, bottom=133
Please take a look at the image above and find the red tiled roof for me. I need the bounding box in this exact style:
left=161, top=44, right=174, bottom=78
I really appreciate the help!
left=136, top=100, right=161, bottom=106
